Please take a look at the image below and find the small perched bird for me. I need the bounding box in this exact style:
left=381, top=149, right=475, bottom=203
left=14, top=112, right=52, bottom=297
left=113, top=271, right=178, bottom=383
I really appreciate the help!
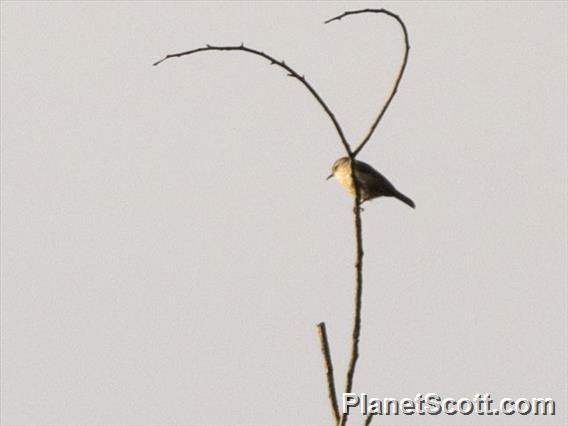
left=327, top=157, right=415, bottom=208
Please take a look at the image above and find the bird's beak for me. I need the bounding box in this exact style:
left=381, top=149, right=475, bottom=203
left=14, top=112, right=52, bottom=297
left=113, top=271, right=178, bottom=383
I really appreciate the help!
left=326, top=173, right=334, bottom=181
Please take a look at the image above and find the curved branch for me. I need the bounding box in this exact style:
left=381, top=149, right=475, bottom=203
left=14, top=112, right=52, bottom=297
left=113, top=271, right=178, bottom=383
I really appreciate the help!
left=325, top=9, right=409, bottom=426
left=154, top=44, right=352, bottom=155
left=325, top=9, right=410, bottom=157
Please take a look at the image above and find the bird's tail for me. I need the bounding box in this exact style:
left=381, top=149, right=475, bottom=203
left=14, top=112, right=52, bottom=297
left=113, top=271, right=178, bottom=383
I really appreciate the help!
left=394, top=191, right=415, bottom=209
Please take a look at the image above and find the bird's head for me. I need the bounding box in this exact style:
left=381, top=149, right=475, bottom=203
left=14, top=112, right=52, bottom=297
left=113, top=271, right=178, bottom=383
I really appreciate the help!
left=327, top=157, right=350, bottom=180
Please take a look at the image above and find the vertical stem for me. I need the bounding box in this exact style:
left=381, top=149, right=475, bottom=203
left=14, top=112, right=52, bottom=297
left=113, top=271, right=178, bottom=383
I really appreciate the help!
left=339, top=158, right=365, bottom=426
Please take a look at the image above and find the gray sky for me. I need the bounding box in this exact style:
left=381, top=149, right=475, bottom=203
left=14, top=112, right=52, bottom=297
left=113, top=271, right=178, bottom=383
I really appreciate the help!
left=1, top=2, right=567, bottom=425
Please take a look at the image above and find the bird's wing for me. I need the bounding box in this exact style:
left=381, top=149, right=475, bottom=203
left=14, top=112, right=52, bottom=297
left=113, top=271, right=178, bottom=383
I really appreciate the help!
left=355, top=160, right=397, bottom=192
left=355, top=160, right=383, bottom=177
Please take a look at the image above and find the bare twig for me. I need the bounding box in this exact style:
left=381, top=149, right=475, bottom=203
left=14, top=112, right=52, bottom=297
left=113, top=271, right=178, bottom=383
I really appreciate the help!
left=153, top=44, right=352, bottom=155
left=364, top=413, right=374, bottom=426
left=337, top=159, right=364, bottom=426
left=317, top=322, right=340, bottom=424
left=154, top=10, right=410, bottom=426
left=325, top=9, right=410, bottom=157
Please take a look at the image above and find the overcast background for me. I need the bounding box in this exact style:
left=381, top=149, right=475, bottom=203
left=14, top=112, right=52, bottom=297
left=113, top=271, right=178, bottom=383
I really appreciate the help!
left=1, top=2, right=567, bottom=426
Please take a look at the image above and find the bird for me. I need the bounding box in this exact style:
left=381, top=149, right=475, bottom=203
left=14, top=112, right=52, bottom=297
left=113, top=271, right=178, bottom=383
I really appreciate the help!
left=327, top=157, right=415, bottom=208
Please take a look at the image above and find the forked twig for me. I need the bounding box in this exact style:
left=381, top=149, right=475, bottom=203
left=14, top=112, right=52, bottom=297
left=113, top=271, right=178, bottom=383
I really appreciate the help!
left=153, top=9, right=410, bottom=426
left=317, top=322, right=340, bottom=424
left=326, top=9, right=410, bottom=157
left=324, top=9, right=410, bottom=426
left=154, top=44, right=352, bottom=156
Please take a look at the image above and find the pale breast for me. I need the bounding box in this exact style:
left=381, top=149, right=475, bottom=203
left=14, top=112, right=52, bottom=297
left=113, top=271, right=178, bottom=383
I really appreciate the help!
left=334, top=166, right=373, bottom=201
left=334, top=166, right=355, bottom=195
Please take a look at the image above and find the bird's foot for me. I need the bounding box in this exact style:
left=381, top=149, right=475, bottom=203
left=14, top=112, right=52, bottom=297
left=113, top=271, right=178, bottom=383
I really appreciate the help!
left=354, top=203, right=365, bottom=213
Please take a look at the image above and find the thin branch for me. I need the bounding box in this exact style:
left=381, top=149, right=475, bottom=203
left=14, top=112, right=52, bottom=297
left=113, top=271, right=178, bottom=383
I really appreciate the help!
left=325, top=9, right=410, bottom=157
left=317, top=322, right=340, bottom=425
left=339, top=157, right=364, bottom=426
left=364, top=414, right=374, bottom=426
left=153, top=44, right=352, bottom=155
